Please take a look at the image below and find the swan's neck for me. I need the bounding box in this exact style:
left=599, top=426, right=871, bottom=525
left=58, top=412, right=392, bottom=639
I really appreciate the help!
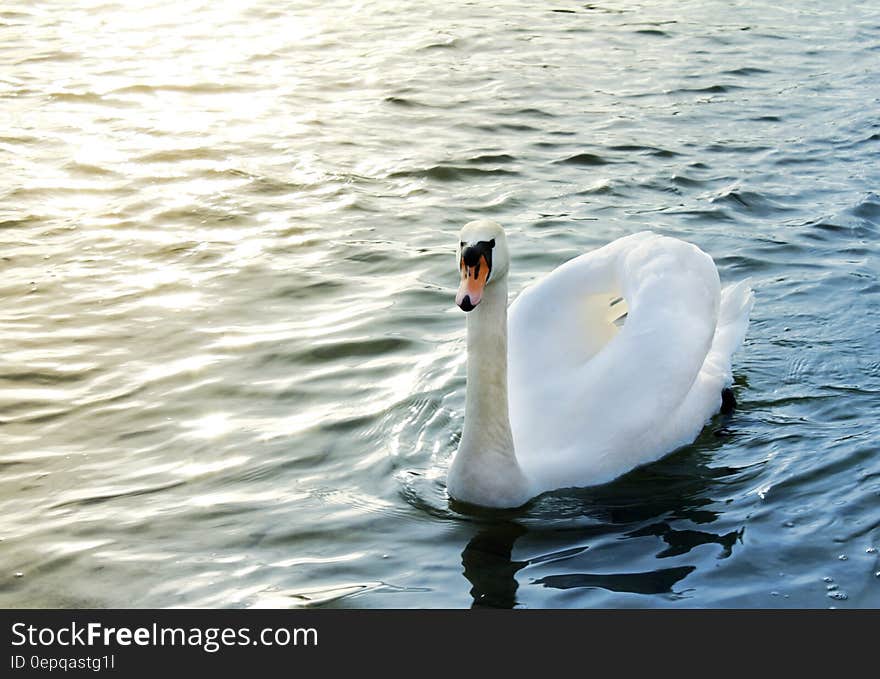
left=448, top=278, right=531, bottom=508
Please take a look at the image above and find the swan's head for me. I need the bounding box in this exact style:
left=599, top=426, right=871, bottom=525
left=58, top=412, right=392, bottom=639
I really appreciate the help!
left=455, top=220, right=509, bottom=312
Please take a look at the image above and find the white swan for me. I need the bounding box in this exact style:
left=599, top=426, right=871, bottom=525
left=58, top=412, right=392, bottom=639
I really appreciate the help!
left=447, top=220, right=754, bottom=508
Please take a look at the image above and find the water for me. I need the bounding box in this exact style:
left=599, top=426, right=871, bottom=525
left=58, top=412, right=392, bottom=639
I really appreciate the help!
left=1, top=0, right=878, bottom=608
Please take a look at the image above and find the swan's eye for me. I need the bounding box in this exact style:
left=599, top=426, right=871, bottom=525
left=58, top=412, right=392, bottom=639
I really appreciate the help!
left=461, top=242, right=494, bottom=287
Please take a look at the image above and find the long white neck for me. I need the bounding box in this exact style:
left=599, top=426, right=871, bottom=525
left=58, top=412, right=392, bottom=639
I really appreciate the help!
left=447, top=277, right=531, bottom=508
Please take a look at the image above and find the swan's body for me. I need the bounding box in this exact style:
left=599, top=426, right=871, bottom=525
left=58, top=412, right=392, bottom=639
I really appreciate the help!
left=447, top=221, right=753, bottom=508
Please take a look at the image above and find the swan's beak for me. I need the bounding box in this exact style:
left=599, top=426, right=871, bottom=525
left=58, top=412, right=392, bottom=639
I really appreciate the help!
left=456, top=252, right=489, bottom=312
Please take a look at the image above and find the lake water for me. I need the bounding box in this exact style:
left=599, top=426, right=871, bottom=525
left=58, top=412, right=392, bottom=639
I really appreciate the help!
left=1, top=0, right=878, bottom=608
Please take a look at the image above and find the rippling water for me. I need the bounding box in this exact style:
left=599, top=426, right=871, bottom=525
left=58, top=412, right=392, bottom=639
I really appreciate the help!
left=1, top=0, right=879, bottom=608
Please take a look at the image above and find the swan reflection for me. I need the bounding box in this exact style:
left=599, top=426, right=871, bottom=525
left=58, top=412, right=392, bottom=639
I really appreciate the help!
left=458, top=445, right=750, bottom=608
left=461, top=522, right=528, bottom=609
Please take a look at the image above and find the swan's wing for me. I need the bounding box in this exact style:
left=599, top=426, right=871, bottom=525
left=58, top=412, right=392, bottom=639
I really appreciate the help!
left=651, top=278, right=754, bottom=451
left=508, top=232, right=726, bottom=491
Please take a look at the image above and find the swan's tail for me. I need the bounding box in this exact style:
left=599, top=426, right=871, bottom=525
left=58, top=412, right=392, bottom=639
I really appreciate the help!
left=708, top=278, right=754, bottom=385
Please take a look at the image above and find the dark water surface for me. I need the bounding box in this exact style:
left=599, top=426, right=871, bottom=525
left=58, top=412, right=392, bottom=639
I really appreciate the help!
left=1, top=1, right=879, bottom=608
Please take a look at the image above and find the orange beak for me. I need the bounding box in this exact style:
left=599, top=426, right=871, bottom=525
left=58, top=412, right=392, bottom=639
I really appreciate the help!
left=456, top=254, right=489, bottom=311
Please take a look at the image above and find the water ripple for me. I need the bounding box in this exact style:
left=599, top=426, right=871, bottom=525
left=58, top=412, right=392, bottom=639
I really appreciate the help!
left=1, top=0, right=878, bottom=610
